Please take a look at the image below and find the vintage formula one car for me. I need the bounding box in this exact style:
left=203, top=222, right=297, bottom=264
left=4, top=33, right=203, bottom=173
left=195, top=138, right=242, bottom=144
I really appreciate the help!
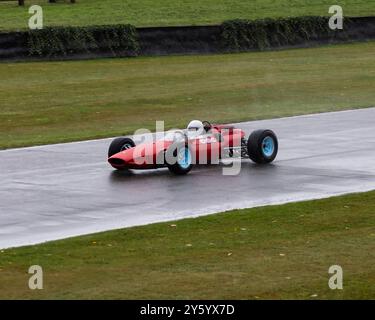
left=108, top=120, right=278, bottom=175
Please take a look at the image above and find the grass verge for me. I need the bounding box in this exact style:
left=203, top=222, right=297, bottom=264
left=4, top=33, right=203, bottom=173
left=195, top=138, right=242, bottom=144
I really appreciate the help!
left=0, top=191, right=374, bottom=299
left=0, top=41, right=374, bottom=149
left=0, top=0, right=374, bottom=31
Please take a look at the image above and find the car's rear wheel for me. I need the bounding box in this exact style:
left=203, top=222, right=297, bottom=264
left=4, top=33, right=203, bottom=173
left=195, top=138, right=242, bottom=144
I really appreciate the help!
left=108, top=137, right=135, bottom=158
left=247, top=129, right=278, bottom=164
left=166, top=143, right=193, bottom=175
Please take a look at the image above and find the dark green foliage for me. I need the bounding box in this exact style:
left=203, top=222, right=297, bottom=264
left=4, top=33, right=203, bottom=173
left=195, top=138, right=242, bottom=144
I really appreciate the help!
left=221, top=16, right=338, bottom=51
left=28, top=24, right=139, bottom=57
left=93, top=25, right=139, bottom=55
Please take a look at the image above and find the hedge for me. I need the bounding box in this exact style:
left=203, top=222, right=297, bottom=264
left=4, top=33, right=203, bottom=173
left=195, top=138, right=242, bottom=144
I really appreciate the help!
left=221, top=16, right=340, bottom=51
left=28, top=24, right=139, bottom=57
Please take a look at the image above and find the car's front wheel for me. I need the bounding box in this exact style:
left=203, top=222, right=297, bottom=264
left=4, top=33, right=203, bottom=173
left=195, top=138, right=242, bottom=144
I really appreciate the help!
left=247, top=129, right=278, bottom=164
left=108, top=137, right=135, bottom=158
left=166, top=143, right=193, bottom=175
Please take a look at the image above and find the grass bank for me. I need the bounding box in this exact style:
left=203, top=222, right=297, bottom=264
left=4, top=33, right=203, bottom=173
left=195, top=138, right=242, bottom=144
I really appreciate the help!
left=0, top=41, right=374, bottom=149
left=0, top=0, right=373, bottom=31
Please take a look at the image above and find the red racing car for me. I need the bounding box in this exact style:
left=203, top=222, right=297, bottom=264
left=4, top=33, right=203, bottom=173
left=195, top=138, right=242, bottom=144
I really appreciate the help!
left=108, top=120, right=278, bottom=175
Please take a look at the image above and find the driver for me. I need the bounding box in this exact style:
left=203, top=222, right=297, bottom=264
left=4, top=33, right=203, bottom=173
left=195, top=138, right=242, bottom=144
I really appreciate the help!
left=187, top=120, right=205, bottom=138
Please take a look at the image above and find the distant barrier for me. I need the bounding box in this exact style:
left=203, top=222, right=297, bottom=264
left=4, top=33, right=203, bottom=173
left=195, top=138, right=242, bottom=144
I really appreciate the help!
left=0, top=16, right=374, bottom=60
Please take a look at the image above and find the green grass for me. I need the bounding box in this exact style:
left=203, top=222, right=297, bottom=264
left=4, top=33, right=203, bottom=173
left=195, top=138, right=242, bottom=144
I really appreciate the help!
left=0, top=0, right=374, bottom=31
left=0, top=41, right=374, bottom=149
left=0, top=191, right=374, bottom=299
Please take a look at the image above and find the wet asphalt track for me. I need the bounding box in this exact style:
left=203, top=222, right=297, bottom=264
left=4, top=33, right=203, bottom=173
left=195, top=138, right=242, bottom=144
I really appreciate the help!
left=0, top=108, right=374, bottom=249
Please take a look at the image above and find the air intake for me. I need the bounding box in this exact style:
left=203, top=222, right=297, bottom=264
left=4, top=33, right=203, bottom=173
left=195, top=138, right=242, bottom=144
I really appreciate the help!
left=108, top=158, right=126, bottom=166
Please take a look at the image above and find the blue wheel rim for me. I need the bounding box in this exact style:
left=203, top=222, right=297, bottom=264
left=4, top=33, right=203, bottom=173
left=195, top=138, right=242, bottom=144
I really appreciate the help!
left=262, top=136, right=275, bottom=157
left=177, top=147, right=191, bottom=169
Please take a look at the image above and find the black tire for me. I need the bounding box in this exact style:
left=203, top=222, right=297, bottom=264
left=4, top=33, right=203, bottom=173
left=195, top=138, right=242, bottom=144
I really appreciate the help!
left=247, top=129, right=278, bottom=164
left=165, top=142, right=193, bottom=175
left=108, top=137, right=135, bottom=158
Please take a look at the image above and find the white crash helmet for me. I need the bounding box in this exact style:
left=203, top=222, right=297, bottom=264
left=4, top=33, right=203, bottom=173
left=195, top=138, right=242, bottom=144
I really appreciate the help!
left=187, top=120, right=204, bottom=137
